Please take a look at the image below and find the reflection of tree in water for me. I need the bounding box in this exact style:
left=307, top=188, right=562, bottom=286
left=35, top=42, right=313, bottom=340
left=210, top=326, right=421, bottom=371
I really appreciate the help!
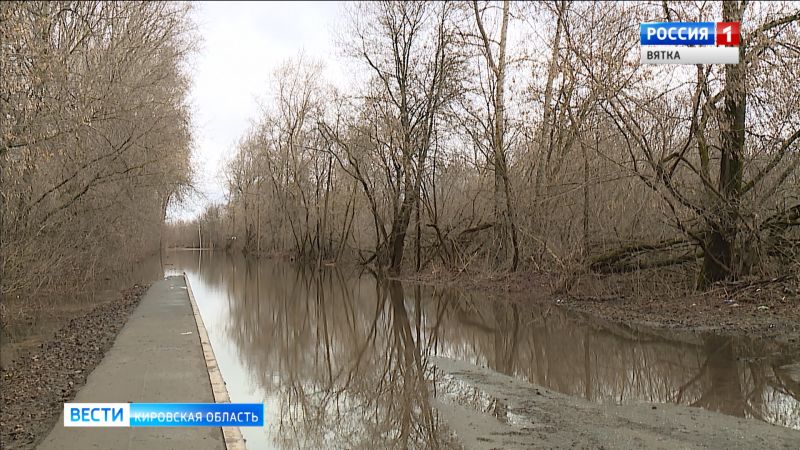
left=437, top=292, right=799, bottom=429
left=221, top=258, right=458, bottom=449
left=693, top=335, right=745, bottom=416
left=685, top=335, right=800, bottom=428
left=486, top=301, right=519, bottom=422
left=172, top=251, right=800, bottom=435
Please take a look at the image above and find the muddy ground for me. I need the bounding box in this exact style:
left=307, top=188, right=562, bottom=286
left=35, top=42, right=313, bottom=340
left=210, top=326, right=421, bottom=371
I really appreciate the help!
left=432, top=355, right=800, bottom=449
left=402, top=268, right=800, bottom=346
left=0, top=285, right=147, bottom=450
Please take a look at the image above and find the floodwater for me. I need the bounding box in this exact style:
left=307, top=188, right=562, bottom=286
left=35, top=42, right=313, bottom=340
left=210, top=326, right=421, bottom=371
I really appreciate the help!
left=1, top=253, right=164, bottom=348
left=163, top=250, right=800, bottom=448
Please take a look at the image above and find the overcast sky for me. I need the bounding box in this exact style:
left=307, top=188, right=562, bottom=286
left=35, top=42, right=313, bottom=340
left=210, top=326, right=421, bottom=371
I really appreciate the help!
left=174, top=1, right=346, bottom=220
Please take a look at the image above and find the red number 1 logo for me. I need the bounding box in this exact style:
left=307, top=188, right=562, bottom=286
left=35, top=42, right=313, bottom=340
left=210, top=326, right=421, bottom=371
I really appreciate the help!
left=716, top=22, right=740, bottom=46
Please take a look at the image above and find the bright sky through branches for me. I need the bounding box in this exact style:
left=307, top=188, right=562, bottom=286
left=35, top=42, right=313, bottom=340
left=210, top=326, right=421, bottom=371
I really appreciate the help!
left=175, top=1, right=346, bottom=220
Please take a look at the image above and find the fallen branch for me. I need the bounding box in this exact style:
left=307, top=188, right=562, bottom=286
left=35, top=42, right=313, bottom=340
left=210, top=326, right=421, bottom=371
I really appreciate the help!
left=588, top=236, right=699, bottom=273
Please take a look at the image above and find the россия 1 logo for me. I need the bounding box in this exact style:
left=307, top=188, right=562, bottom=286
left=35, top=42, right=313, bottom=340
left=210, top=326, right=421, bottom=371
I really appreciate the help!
left=640, top=22, right=740, bottom=65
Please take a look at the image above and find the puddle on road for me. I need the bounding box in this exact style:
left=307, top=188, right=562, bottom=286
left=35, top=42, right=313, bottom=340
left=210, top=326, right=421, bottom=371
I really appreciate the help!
left=164, top=250, right=800, bottom=449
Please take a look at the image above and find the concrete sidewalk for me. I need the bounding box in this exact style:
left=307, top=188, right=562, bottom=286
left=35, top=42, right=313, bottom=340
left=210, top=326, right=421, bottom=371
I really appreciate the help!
left=39, top=276, right=224, bottom=450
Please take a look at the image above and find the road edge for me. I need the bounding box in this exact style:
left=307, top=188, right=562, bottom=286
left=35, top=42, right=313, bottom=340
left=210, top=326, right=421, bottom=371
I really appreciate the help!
left=184, top=273, right=247, bottom=450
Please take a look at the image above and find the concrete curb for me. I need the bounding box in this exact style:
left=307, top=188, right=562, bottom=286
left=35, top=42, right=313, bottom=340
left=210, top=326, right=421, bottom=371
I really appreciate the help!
left=184, top=274, right=247, bottom=450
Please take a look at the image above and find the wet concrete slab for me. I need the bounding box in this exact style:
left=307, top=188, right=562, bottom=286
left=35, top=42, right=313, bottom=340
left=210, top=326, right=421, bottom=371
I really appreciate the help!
left=38, top=276, right=224, bottom=450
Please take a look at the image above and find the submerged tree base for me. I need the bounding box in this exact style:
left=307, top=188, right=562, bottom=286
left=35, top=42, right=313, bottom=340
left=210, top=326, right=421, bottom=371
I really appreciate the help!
left=399, top=266, right=800, bottom=345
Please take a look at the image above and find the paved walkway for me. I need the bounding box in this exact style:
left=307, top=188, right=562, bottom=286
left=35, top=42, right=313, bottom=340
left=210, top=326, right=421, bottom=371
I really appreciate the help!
left=39, top=276, right=224, bottom=450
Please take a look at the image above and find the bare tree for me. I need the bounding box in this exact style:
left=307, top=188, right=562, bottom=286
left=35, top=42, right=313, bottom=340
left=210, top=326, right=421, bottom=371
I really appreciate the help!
left=170, top=0, right=799, bottom=294
left=468, top=0, right=520, bottom=270
left=2, top=2, right=195, bottom=308
left=332, top=1, right=463, bottom=273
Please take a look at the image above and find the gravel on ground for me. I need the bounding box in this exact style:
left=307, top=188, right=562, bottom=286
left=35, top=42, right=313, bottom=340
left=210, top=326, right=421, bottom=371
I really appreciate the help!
left=0, top=285, right=147, bottom=449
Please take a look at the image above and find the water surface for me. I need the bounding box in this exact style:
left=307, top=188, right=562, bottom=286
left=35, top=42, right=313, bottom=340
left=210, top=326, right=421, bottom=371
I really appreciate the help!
left=164, top=250, right=800, bottom=448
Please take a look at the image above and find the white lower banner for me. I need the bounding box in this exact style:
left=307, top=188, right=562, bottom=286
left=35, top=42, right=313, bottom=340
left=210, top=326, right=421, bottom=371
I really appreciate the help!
left=641, top=46, right=739, bottom=64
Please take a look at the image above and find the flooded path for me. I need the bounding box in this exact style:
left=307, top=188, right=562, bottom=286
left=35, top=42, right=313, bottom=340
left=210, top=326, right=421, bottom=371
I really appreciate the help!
left=164, top=250, right=800, bottom=448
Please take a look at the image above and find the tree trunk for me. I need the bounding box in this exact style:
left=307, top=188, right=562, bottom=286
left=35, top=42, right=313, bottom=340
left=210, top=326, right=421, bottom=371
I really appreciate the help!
left=700, top=1, right=745, bottom=287
left=389, top=188, right=415, bottom=274
left=415, top=187, right=421, bottom=271
left=475, top=0, right=519, bottom=270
